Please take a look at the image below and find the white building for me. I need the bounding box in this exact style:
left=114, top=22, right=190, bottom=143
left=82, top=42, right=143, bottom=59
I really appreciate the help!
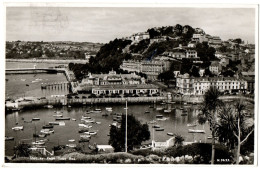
left=152, top=137, right=175, bottom=151
left=176, top=73, right=247, bottom=95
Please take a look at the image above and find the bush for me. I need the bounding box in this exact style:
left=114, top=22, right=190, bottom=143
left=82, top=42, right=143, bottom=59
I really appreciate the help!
left=165, top=143, right=232, bottom=164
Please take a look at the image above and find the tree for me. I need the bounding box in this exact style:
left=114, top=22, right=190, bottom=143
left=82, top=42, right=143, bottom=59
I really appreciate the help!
left=218, top=101, right=254, bottom=164
left=108, top=114, right=150, bottom=152
left=14, top=143, right=31, bottom=158
left=158, top=71, right=175, bottom=86
left=174, top=134, right=184, bottom=147
left=198, top=86, right=223, bottom=164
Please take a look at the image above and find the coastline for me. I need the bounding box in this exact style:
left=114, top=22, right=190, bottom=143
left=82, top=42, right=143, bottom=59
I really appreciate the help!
left=6, top=59, right=88, bottom=64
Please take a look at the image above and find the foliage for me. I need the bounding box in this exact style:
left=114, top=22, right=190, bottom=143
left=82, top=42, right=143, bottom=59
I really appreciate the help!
left=68, top=63, right=89, bottom=81
left=196, top=42, right=216, bottom=61
left=198, top=86, right=223, bottom=164
left=14, top=143, right=32, bottom=158
left=129, top=39, right=150, bottom=53
left=147, top=28, right=161, bottom=39
left=174, top=134, right=184, bottom=147
left=108, top=114, right=150, bottom=152
left=217, top=105, right=237, bottom=149
left=88, top=39, right=132, bottom=73
left=158, top=70, right=175, bottom=85
left=165, top=143, right=232, bottom=164
left=217, top=101, right=254, bottom=164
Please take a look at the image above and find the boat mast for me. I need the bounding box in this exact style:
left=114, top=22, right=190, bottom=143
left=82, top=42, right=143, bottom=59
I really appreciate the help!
left=125, top=98, right=128, bottom=153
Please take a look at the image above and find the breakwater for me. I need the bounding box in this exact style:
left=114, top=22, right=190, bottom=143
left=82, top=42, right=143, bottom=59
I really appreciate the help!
left=6, top=59, right=87, bottom=64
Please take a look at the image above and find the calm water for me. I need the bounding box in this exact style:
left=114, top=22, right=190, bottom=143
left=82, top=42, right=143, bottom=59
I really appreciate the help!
left=5, top=62, right=253, bottom=157
left=5, top=104, right=210, bottom=156
left=5, top=62, right=69, bottom=99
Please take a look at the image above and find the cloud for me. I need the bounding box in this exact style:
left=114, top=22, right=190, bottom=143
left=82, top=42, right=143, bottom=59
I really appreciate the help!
left=6, top=7, right=255, bottom=43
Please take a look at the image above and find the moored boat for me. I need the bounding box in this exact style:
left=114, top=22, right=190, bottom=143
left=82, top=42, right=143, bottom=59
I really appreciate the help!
left=42, top=124, right=54, bottom=129
left=32, top=118, right=40, bottom=121
left=24, top=120, right=32, bottom=123
left=46, top=105, right=53, bottom=109
left=5, top=136, right=14, bottom=141
left=53, top=114, right=63, bottom=117
left=68, top=139, right=75, bottom=142
left=49, top=122, right=59, bottom=125
left=55, top=117, right=70, bottom=120
left=78, top=128, right=89, bottom=133
left=66, top=144, right=76, bottom=148
left=157, top=117, right=169, bottom=121
left=188, top=129, right=205, bottom=133
left=156, top=107, right=163, bottom=111
left=145, top=111, right=150, bottom=113
left=32, top=141, right=45, bottom=145
left=12, top=126, right=23, bottom=130
left=167, top=133, right=175, bottom=136
left=80, top=135, right=91, bottom=138
left=187, top=123, right=197, bottom=127
left=164, top=109, right=171, bottom=113
left=84, top=131, right=97, bottom=135
left=155, top=128, right=164, bottom=131
left=38, top=134, right=47, bottom=138
left=82, top=116, right=91, bottom=119
left=40, top=129, right=54, bottom=134
left=152, top=125, right=160, bottom=128
left=156, top=115, right=163, bottom=118
left=149, top=120, right=157, bottom=124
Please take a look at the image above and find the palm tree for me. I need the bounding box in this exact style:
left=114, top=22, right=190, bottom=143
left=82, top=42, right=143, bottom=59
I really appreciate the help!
left=198, top=86, right=222, bottom=164
left=217, top=105, right=237, bottom=150
left=217, top=100, right=254, bottom=164
left=174, top=134, right=184, bottom=147
left=233, top=101, right=254, bottom=164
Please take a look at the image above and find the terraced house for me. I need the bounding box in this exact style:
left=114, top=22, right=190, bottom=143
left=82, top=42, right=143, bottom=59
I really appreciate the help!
left=176, top=73, right=247, bottom=95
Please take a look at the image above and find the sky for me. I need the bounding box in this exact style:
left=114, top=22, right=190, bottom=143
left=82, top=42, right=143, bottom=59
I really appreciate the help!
left=6, top=7, right=256, bottom=44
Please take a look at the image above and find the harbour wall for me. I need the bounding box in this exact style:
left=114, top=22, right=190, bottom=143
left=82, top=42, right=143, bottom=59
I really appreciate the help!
left=6, top=59, right=87, bottom=64
left=6, top=96, right=167, bottom=110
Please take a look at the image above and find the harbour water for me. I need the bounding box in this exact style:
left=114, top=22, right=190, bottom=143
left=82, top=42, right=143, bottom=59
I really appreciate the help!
left=5, top=62, right=69, bottom=99
left=5, top=104, right=210, bottom=156
left=5, top=62, right=253, bottom=157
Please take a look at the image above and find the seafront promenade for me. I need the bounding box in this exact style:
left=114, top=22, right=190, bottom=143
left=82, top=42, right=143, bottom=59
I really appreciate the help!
left=5, top=96, right=167, bottom=110
left=5, top=94, right=254, bottom=111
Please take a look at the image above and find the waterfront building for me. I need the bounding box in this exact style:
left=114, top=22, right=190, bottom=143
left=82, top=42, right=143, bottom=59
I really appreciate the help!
left=176, top=73, right=247, bottom=95
left=92, top=84, right=160, bottom=96
left=241, top=72, right=255, bottom=93
left=96, top=145, right=114, bottom=153
left=151, top=137, right=175, bottom=151
left=80, top=70, right=145, bottom=87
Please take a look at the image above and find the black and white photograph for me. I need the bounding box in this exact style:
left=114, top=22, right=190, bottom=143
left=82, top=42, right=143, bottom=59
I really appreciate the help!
left=2, top=1, right=258, bottom=165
